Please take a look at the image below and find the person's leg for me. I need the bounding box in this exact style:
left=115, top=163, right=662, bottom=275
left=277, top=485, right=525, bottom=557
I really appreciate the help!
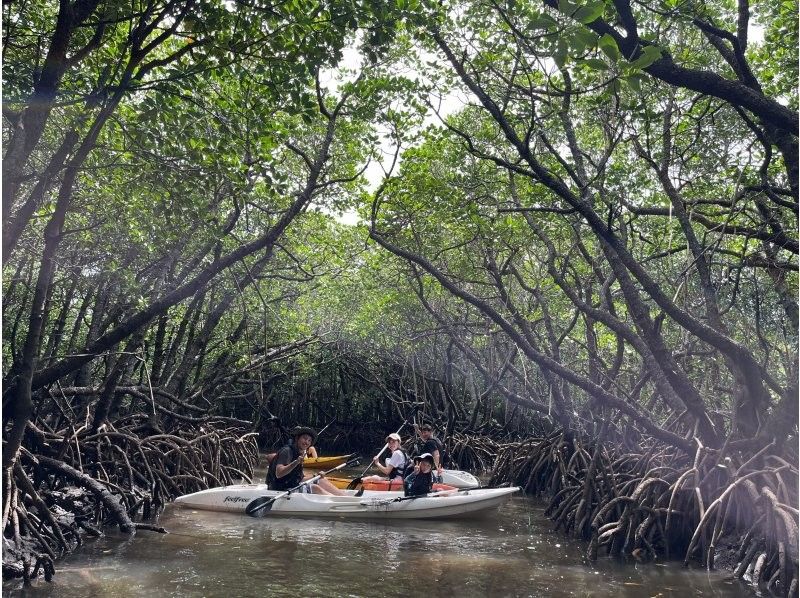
left=317, top=478, right=347, bottom=495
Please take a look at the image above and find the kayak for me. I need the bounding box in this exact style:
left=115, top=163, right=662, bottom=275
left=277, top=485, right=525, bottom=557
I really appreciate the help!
left=301, top=455, right=353, bottom=469
left=440, top=469, right=480, bottom=489
left=173, top=484, right=519, bottom=519
left=326, top=476, right=455, bottom=492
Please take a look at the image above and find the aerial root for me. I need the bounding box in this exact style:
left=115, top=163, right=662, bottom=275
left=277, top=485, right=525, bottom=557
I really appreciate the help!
left=491, top=428, right=798, bottom=595
left=3, top=416, right=258, bottom=583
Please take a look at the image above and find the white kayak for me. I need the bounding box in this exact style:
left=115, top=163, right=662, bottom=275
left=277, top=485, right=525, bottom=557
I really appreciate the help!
left=173, top=484, right=518, bottom=519
left=439, top=469, right=480, bottom=489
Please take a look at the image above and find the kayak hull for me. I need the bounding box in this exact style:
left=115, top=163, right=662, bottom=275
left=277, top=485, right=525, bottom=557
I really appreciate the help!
left=173, top=485, right=519, bottom=519
left=302, top=455, right=352, bottom=469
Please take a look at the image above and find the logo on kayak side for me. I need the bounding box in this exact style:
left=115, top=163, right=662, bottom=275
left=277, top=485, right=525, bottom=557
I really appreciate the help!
left=223, top=496, right=250, bottom=503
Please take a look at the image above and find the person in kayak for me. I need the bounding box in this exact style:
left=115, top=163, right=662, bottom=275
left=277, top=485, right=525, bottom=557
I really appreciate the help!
left=417, top=424, right=445, bottom=481
left=362, top=433, right=408, bottom=488
left=404, top=453, right=435, bottom=496
left=266, top=427, right=345, bottom=495
left=264, top=449, right=318, bottom=469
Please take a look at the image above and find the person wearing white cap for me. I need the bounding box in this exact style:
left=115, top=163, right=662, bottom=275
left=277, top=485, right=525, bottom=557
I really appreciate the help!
left=363, top=433, right=408, bottom=484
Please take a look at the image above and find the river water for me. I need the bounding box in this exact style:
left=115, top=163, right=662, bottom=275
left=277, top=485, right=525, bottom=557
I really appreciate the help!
left=5, top=488, right=755, bottom=598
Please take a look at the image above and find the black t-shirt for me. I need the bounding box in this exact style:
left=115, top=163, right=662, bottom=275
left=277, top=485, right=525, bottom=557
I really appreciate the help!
left=267, top=444, right=303, bottom=490
left=404, top=470, right=434, bottom=496
left=422, top=437, right=444, bottom=464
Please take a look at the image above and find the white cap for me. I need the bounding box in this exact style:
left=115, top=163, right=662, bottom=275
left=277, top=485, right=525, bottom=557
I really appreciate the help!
left=385, top=433, right=401, bottom=442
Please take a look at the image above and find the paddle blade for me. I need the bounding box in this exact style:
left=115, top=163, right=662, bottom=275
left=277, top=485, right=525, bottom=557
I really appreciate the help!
left=245, top=496, right=275, bottom=516
left=343, top=457, right=361, bottom=468
left=346, top=477, right=363, bottom=490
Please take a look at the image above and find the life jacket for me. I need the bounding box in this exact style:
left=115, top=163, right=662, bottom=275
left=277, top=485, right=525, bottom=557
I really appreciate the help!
left=388, top=449, right=410, bottom=480
left=404, top=470, right=434, bottom=497
left=266, top=444, right=303, bottom=490
left=400, top=457, right=416, bottom=479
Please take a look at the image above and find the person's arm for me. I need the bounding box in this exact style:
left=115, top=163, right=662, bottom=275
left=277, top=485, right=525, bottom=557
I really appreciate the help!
left=276, top=449, right=305, bottom=478
left=425, top=439, right=444, bottom=474
left=432, top=448, right=442, bottom=473
left=307, top=446, right=318, bottom=459
left=372, top=455, right=391, bottom=475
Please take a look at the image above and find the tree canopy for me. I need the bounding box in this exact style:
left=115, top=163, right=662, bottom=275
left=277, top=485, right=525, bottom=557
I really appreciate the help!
left=2, top=0, right=797, bottom=582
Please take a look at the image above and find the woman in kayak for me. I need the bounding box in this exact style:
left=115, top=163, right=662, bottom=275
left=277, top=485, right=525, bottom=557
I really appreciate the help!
left=267, top=427, right=345, bottom=495
left=404, top=453, right=435, bottom=496
left=362, top=433, right=408, bottom=488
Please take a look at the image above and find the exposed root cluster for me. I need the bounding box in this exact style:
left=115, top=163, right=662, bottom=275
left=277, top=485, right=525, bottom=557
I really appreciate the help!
left=447, top=431, right=502, bottom=471
left=490, top=430, right=798, bottom=597
left=2, top=415, right=258, bottom=582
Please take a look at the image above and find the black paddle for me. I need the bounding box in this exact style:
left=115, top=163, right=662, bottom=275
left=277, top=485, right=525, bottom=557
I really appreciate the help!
left=245, top=457, right=360, bottom=516
left=347, top=418, right=413, bottom=490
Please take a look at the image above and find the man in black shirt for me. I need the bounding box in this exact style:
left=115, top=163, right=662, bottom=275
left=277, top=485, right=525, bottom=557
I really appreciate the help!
left=266, top=426, right=345, bottom=495
left=418, top=424, right=445, bottom=480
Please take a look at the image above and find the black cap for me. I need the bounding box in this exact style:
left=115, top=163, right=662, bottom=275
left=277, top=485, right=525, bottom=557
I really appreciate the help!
left=414, top=453, right=435, bottom=466
left=292, top=426, right=316, bottom=442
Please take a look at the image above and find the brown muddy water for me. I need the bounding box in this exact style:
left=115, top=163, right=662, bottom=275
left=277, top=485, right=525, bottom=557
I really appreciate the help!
left=4, top=489, right=755, bottom=598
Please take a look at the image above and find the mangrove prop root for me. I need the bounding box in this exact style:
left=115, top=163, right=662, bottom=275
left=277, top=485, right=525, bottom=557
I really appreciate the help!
left=490, top=428, right=798, bottom=596
left=3, top=416, right=258, bottom=583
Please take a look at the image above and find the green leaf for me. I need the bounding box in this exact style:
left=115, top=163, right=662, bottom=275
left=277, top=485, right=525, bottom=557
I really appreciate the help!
left=627, top=45, right=662, bottom=69
left=624, top=73, right=644, bottom=91
left=598, top=33, right=620, bottom=61
left=573, top=1, right=604, bottom=24
left=573, top=28, right=599, bottom=52
left=529, top=13, right=558, bottom=31
left=553, top=39, right=568, bottom=67
left=582, top=58, right=608, bottom=70
left=557, top=0, right=578, bottom=15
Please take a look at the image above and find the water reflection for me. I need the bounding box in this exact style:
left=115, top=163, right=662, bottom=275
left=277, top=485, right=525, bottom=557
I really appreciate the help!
left=5, top=496, right=754, bottom=597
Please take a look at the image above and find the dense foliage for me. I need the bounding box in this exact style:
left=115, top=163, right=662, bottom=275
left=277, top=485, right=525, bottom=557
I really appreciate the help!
left=2, top=0, right=797, bottom=589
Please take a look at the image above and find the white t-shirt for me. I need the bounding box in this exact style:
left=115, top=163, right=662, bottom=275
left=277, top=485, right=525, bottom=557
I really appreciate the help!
left=384, top=450, right=407, bottom=479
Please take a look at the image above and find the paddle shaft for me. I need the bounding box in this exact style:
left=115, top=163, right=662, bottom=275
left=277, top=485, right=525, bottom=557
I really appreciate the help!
left=247, top=457, right=359, bottom=515
left=315, top=418, right=336, bottom=439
